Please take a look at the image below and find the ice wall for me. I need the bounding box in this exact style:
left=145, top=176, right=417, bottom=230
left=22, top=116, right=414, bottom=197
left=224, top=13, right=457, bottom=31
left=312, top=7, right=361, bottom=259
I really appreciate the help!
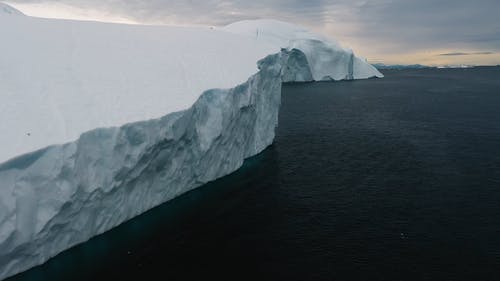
left=0, top=52, right=286, bottom=280
left=0, top=7, right=383, bottom=279
left=221, top=19, right=383, bottom=81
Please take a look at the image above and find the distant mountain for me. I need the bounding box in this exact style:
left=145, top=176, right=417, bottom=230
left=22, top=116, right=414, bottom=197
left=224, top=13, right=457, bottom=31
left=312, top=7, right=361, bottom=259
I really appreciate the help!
left=436, top=64, right=475, bottom=69
left=373, top=63, right=434, bottom=70
left=373, top=63, right=481, bottom=70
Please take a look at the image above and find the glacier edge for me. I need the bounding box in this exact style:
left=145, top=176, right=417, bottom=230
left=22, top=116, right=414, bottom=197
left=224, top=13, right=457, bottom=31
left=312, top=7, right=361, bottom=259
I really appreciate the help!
left=0, top=44, right=381, bottom=279
left=0, top=52, right=285, bottom=280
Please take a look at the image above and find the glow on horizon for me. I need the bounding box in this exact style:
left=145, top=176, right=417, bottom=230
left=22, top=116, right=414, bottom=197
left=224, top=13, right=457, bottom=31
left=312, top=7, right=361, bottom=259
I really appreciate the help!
left=5, top=2, right=138, bottom=24
left=354, top=47, right=500, bottom=66
left=5, top=2, right=499, bottom=67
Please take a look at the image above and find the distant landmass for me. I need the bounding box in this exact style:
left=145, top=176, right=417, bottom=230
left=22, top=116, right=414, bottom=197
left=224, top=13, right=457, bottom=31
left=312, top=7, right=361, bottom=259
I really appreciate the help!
left=436, top=64, right=476, bottom=69
left=373, top=63, right=479, bottom=70
left=372, top=63, right=434, bottom=70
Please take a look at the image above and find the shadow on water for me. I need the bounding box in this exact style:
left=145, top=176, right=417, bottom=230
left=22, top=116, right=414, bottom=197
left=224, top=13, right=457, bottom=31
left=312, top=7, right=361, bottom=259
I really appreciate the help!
left=7, top=145, right=282, bottom=281
left=8, top=66, right=500, bottom=281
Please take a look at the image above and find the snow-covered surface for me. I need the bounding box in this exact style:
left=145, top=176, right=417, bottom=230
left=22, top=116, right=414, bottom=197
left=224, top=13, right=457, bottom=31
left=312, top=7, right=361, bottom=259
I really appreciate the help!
left=221, top=19, right=383, bottom=81
left=0, top=4, right=382, bottom=280
left=0, top=2, right=23, bottom=15
left=0, top=13, right=381, bottom=164
left=0, top=9, right=280, bottom=163
left=0, top=51, right=284, bottom=281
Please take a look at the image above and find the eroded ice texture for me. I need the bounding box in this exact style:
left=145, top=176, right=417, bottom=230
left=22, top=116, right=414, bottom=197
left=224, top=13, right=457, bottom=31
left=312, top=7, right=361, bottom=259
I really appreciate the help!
left=0, top=5, right=382, bottom=280
left=221, top=19, right=383, bottom=81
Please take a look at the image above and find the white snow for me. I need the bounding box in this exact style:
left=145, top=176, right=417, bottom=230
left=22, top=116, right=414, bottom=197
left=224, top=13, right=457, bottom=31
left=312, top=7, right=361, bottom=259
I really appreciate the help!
left=0, top=11, right=278, bottom=163
left=0, top=14, right=381, bottom=164
left=0, top=2, right=23, bottom=15
left=0, top=4, right=382, bottom=280
left=221, top=19, right=383, bottom=81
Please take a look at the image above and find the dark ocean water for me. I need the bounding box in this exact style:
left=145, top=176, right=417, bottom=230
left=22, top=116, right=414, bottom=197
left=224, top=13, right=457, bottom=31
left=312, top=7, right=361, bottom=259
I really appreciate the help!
left=9, top=67, right=500, bottom=281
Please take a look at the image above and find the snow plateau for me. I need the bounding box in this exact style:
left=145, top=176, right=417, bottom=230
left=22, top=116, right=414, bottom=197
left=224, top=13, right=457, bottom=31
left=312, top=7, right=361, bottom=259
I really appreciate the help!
left=0, top=4, right=382, bottom=279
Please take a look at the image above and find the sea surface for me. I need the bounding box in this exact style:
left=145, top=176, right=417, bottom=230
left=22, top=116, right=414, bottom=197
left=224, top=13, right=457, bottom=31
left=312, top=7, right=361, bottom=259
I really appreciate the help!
left=9, top=66, right=500, bottom=281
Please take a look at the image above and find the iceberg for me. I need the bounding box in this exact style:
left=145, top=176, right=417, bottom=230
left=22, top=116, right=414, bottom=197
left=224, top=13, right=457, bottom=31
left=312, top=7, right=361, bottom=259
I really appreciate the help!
left=221, top=19, right=383, bottom=81
left=0, top=4, right=382, bottom=279
left=0, top=2, right=23, bottom=15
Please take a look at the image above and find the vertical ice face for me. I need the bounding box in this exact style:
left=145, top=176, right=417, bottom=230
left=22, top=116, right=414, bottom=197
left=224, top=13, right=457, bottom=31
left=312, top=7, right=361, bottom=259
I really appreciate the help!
left=0, top=11, right=383, bottom=280
left=0, top=51, right=286, bottom=281
left=281, top=48, right=314, bottom=82
left=221, top=19, right=383, bottom=80
left=0, top=12, right=278, bottom=164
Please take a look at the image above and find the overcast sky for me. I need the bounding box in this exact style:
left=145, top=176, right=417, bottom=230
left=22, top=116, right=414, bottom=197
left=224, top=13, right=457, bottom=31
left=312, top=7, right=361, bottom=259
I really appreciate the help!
left=6, top=0, right=500, bottom=65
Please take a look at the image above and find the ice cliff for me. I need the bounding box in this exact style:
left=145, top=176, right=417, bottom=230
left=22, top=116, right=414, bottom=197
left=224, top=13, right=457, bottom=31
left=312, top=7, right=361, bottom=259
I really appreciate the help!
left=222, top=19, right=383, bottom=81
left=0, top=4, right=382, bottom=279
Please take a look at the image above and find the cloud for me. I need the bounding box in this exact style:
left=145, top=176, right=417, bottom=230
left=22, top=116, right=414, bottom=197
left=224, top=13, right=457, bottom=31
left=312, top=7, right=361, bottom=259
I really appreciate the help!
left=5, top=0, right=335, bottom=25
left=5, top=0, right=500, bottom=65
left=439, top=52, right=494, bottom=56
